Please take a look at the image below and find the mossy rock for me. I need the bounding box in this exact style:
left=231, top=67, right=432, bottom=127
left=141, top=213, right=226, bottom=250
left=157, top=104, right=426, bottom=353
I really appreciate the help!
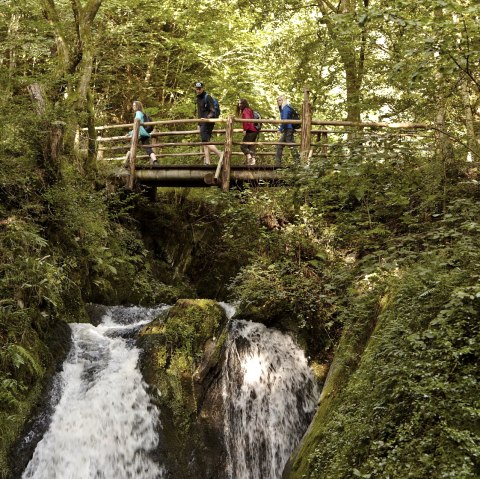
left=138, top=299, right=227, bottom=422
left=138, top=299, right=229, bottom=478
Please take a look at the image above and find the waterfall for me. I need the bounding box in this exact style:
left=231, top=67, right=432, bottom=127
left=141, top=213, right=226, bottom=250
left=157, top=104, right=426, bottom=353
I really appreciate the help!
left=223, top=320, right=319, bottom=479
left=22, top=306, right=167, bottom=479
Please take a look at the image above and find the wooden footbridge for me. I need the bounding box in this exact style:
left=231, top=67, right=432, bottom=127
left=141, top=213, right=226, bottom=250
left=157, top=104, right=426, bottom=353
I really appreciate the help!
left=91, top=91, right=431, bottom=193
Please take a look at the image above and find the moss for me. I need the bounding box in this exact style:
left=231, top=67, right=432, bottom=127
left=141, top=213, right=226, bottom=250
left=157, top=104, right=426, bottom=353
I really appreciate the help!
left=285, top=287, right=383, bottom=478
left=0, top=318, right=71, bottom=479
left=138, top=299, right=227, bottom=431
left=286, top=263, right=480, bottom=479
left=138, top=299, right=229, bottom=478
left=0, top=382, right=43, bottom=479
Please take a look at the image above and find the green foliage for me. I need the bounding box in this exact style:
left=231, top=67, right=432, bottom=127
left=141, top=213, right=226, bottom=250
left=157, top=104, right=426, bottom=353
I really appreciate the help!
left=298, top=259, right=480, bottom=479
left=285, top=193, right=480, bottom=478
left=2, top=1, right=480, bottom=478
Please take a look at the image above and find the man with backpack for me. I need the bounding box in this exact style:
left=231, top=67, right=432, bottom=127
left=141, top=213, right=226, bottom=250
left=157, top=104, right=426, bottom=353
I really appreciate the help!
left=275, top=95, right=300, bottom=167
left=194, top=82, right=223, bottom=165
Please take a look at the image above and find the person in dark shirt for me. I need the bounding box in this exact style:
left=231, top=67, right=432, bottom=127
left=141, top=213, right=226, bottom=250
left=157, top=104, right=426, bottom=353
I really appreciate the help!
left=194, top=82, right=223, bottom=165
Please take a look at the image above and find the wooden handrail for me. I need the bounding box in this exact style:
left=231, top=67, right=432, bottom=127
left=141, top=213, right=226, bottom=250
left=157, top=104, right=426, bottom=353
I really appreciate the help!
left=87, top=117, right=429, bottom=132
left=221, top=115, right=234, bottom=192
left=311, top=119, right=428, bottom=128
left=99, top=141, right=300, bottom=152
left=301, top=88, right=313, bottom=163
left=214, top=155, right=224, bottom=183
left=95, top=128, right=319, bottom=143
left=89, top=92, right=435, bottom=192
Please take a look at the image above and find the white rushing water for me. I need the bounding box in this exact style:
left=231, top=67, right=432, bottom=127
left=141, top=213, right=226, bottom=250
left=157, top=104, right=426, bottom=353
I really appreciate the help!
left=22, top=305, right=168, bottom=479
left=223, top=320, right=319, bottom=479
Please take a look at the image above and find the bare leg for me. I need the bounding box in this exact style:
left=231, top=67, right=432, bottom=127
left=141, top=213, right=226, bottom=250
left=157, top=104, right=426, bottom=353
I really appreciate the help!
left=207, top=145, right=223, bottom=164
left=208, top=144, right=222, bottom=157
left=149, top=152, right=157, bottom=165
left=203, top=145, right=211, bottom=165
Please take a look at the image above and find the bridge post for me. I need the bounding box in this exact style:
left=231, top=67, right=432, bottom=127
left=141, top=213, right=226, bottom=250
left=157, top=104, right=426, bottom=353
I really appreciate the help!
left=221, top=115, right=234, bottom=192
left=320, top=131, right=328, bottom=158
left=127, top=117, right=140, bottom=190
left=96, top=134, right=104, bottom=162
left=300, top=88, right=313, bottom=164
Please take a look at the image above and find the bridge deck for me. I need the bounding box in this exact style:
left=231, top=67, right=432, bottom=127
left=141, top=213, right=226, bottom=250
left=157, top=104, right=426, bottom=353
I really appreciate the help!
left=116, top=164, right=283, bottom=188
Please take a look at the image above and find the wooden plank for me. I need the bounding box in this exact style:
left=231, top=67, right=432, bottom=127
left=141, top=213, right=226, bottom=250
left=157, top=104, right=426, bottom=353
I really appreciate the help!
left=221, top=115, right=234, bottom=192
left=99, top=141, right=223, bottom=151
left=311, top=119, right=429, bottom=129
left=84, top=118, right=225, bottom=131
left=232, top=141, right=300, bottom=146
left=214, top=155, right=224, bottom=183
left=96, top=126, right=300, bottom=140
left=300, top=89, right=313, bottom=164
left=127, top=118, right=140, bottom=190
left=152, top=129, right=229, bottom=136
left=88, top=118, right=430, bottom=132
left=101, top=140, right=298, bottom=152
left=235, top=118, right=301, bottom=126
left=140, top=141, right=224, bottom=147
left=321, top=132, right=328, bottom=157
left=96, top=134, right=104, bottom=161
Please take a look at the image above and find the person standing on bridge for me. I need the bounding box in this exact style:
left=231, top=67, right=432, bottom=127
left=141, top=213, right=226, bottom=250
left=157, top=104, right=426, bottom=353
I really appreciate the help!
left=236, top=98, right=258, bottom=165
left=275, top=95, right=299, bottom=167
left=194, top=82, right=223, bottom=165
left=124, top=100, right=158, bottom=167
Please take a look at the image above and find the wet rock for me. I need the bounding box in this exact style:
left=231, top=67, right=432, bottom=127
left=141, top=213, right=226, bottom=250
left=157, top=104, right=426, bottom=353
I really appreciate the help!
left=138, top=299, right=229, bottom=478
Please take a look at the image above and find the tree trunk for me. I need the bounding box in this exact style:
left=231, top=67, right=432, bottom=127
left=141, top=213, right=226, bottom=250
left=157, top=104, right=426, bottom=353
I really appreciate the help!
left=28, top=83, right=65, bottom=182
left=318, top=0, right=367, bottom=127
left=40, top=0, right=103, bottom=174
left=27, top=83, right=47, bottom=116
left=40, top=0, right=70, bottom=73
left=460, top=78, right=480, bottom=161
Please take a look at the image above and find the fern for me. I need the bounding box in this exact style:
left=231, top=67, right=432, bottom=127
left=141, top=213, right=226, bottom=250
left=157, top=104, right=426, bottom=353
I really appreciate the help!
left=0, top=379, right=22, bottom=411
left=5, top=345, right=44, bottom=377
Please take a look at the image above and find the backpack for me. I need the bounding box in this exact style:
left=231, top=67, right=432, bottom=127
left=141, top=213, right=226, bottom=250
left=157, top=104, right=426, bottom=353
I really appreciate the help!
left=142, top=112, right=154, bottom=133
left=253, top=110, right=262, bottom=132
left=288, top=106, right=301, bottom=129
left=204, top=93, right=221, bottom=118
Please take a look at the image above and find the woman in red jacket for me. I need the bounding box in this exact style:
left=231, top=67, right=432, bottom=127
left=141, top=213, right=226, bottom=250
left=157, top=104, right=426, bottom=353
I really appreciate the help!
left=236, top=99, right=258, bottom=165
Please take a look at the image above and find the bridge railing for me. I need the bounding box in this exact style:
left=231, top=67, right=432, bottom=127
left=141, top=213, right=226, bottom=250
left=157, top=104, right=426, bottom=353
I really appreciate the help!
left=94, top=118, right=305, bottom=162
left=93, top=119, right=429, bottom=163
left=88, top=91, right=432, bottom=191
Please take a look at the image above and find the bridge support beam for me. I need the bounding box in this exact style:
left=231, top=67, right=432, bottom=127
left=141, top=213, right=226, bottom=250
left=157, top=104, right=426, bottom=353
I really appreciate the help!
left=114, top=165, right=282, bottom=189
left=301, top=89, right=313, bottom=164
left=221, top=115, right=234, bottom=192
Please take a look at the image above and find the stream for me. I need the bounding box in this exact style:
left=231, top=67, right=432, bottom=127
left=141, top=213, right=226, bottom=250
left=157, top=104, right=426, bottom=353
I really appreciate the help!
left=19, top=305, right=318, bottom=479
